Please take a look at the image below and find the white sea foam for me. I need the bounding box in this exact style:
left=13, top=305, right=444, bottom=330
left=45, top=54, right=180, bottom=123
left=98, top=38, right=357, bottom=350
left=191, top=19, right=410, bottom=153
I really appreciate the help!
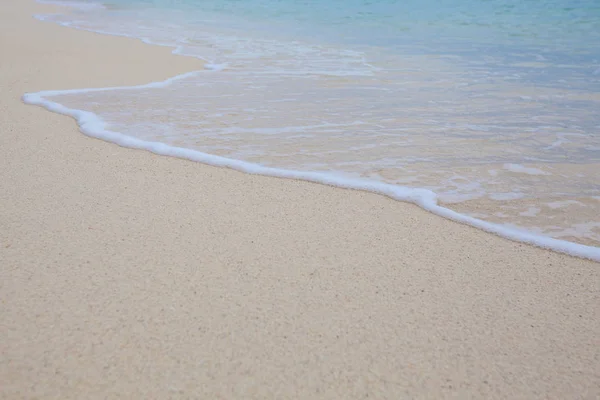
left=546, top=200, right=585, bottom=209
left=503, top=163, right=550, bottom=176
left=520, top=207, right=541, bottom=217
left=546, top=222, right=600, bottom=243
left=22, top=76, right=600, bottom=262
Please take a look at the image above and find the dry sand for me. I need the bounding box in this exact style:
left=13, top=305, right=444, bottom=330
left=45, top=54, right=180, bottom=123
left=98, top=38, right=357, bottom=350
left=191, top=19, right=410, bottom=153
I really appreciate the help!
left=1, top=1, right=599, bottom=398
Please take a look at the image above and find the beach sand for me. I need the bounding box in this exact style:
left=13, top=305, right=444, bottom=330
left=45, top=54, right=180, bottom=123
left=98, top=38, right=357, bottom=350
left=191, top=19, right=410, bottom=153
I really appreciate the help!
left=1, top=1, right=599, bottom=398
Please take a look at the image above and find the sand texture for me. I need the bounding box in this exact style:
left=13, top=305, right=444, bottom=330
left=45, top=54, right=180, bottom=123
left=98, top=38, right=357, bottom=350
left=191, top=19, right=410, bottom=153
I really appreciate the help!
left=1, top=1, right=599, bottom=398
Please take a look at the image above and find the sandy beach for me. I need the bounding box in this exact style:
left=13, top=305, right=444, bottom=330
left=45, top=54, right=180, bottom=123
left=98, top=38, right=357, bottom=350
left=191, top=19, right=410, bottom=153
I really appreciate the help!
left=1, top=1, right=599, bottom=398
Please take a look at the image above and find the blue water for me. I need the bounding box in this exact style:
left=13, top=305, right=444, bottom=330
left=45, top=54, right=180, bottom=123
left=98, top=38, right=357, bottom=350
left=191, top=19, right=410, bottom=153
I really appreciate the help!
left=35, top=0, right=600, bottom=250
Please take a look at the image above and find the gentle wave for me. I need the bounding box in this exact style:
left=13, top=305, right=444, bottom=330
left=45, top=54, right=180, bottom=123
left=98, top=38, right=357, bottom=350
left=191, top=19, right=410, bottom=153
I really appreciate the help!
left=26, top=0, right=600, bottom=258
left=23, top=75, right=600, bottom=261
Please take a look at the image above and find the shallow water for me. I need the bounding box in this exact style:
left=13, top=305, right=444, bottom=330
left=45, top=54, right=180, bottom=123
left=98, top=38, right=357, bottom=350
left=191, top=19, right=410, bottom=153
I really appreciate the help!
left=36, top=0, right=600, bottom=247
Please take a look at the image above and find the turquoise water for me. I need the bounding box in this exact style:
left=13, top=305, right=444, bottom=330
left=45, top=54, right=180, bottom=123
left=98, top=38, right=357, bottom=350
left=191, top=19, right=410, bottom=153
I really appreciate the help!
left=54, top=0, right=600, bottom=87
left=103, top=0, right=600, bottom=57
left=107, top=0, right=600, bottom=42
left=36, top=0, right=600, bottom=249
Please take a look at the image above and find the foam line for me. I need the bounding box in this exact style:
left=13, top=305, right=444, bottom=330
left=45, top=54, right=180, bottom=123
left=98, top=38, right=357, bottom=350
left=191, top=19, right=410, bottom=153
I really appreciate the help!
left=33, top=2, right=374, bottom=77
left=22, top=76, right=600, bottom=262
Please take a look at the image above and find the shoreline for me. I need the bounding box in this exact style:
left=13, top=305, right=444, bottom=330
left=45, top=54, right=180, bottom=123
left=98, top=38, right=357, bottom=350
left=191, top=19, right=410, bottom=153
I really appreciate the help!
left=23, top=2, right=600, bottom=261
left=1, top=0, right=599, bottom=398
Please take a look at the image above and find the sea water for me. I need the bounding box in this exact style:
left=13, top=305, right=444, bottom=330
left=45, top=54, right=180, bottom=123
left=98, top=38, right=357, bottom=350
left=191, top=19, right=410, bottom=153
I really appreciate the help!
left=28, top=0, right=600, bottom=256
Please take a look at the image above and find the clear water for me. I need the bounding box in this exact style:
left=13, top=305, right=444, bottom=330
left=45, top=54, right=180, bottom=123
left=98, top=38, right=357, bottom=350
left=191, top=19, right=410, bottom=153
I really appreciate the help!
left=38, top=0, right=600, bottom=246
